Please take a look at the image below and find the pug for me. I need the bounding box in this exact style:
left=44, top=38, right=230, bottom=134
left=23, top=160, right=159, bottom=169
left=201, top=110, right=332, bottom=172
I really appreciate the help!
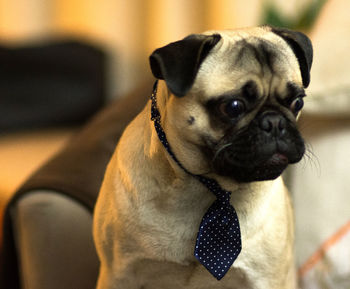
left=93, top=26, right=313, bottom=289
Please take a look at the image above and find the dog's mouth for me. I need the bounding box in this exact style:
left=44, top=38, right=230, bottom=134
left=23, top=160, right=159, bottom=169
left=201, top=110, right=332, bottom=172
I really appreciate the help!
left=208, top=124, right=305, bottom=183
left=266, top=153, right=289, bottom=166
left=245, top=152, right=290, bottom=181
left=211, top=149, right=293, bottom=182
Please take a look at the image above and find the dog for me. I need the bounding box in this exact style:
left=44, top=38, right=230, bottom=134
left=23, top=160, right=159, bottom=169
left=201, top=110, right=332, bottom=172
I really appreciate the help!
left=93, top=26, right=313, bottom=289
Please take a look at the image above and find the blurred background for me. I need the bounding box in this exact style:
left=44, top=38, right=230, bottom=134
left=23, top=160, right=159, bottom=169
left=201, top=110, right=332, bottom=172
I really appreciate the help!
left=1, top=0, right=350, bottom=288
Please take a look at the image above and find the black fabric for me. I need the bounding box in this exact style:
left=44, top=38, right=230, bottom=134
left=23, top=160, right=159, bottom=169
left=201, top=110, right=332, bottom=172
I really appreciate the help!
left=0, top=80, right=152, bottom=289
left=0, top=40, right=107, bottom=132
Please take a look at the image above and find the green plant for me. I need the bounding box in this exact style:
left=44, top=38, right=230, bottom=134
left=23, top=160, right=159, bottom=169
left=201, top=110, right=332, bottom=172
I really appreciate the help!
left=261, top=0, right=328, bottom=31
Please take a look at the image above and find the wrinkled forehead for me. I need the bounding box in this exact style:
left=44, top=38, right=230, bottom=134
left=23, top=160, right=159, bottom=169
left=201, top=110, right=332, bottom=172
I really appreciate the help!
left=191, top=31, right=303, bottom=100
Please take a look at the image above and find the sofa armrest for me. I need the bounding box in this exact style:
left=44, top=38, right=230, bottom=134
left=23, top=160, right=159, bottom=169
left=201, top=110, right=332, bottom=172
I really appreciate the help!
left=11, top=191, right=99, bottom=289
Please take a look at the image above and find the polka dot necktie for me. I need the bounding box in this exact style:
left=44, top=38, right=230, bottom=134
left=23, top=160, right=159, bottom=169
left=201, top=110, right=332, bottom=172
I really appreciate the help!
left=150, top=81, right=242, bottom=280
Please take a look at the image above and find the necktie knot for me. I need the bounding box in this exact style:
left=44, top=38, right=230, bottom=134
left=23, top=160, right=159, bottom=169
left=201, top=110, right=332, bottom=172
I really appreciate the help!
left=197, top=176, right=231, bottom=204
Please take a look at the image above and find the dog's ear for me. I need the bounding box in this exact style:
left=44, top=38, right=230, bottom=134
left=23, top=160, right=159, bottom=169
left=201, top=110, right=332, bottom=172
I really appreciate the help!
left=149, top=34, right=221, bottom=97
left=270, top=26, right=313, bottom=88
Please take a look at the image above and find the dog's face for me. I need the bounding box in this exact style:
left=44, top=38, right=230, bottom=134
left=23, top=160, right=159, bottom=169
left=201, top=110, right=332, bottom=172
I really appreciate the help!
left=150, top=26, right=313, bottom=183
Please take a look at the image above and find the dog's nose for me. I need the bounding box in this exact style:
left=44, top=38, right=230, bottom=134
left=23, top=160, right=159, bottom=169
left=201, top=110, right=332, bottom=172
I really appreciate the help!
left=259, top=112, right=286, bottom=137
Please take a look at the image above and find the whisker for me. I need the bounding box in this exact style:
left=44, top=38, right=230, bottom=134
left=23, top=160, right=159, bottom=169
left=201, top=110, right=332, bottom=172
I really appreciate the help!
left=212, top=143, right=233, bottom=163
left=301, top=142, right=321, bottom=177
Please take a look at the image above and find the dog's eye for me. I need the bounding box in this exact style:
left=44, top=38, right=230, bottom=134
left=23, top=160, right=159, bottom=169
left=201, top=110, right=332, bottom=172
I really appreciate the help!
left=290, top=97, right=304, bottom=114
left=220, top=99, right=246, bottom=118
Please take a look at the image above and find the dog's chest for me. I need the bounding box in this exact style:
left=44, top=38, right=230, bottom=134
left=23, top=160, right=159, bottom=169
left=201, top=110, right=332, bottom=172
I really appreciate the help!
left=125, top=192, right=277, bottom=288
left=134, top=179, right=216, bottom=263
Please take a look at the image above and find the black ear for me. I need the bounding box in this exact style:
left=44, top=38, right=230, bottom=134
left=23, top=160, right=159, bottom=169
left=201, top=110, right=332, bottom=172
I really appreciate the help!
left=149, top=34, right=221, bottom=97
left=270, top=26, right=313, bottom=88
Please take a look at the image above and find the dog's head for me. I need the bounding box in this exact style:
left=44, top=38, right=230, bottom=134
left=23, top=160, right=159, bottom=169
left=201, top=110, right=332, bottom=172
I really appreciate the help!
left=149, top=26, right=313, bottom=182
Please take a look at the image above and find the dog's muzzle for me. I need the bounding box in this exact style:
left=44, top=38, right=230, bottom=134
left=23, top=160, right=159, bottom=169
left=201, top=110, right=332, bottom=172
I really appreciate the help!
left=210, top=111, right=305, bottom=182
